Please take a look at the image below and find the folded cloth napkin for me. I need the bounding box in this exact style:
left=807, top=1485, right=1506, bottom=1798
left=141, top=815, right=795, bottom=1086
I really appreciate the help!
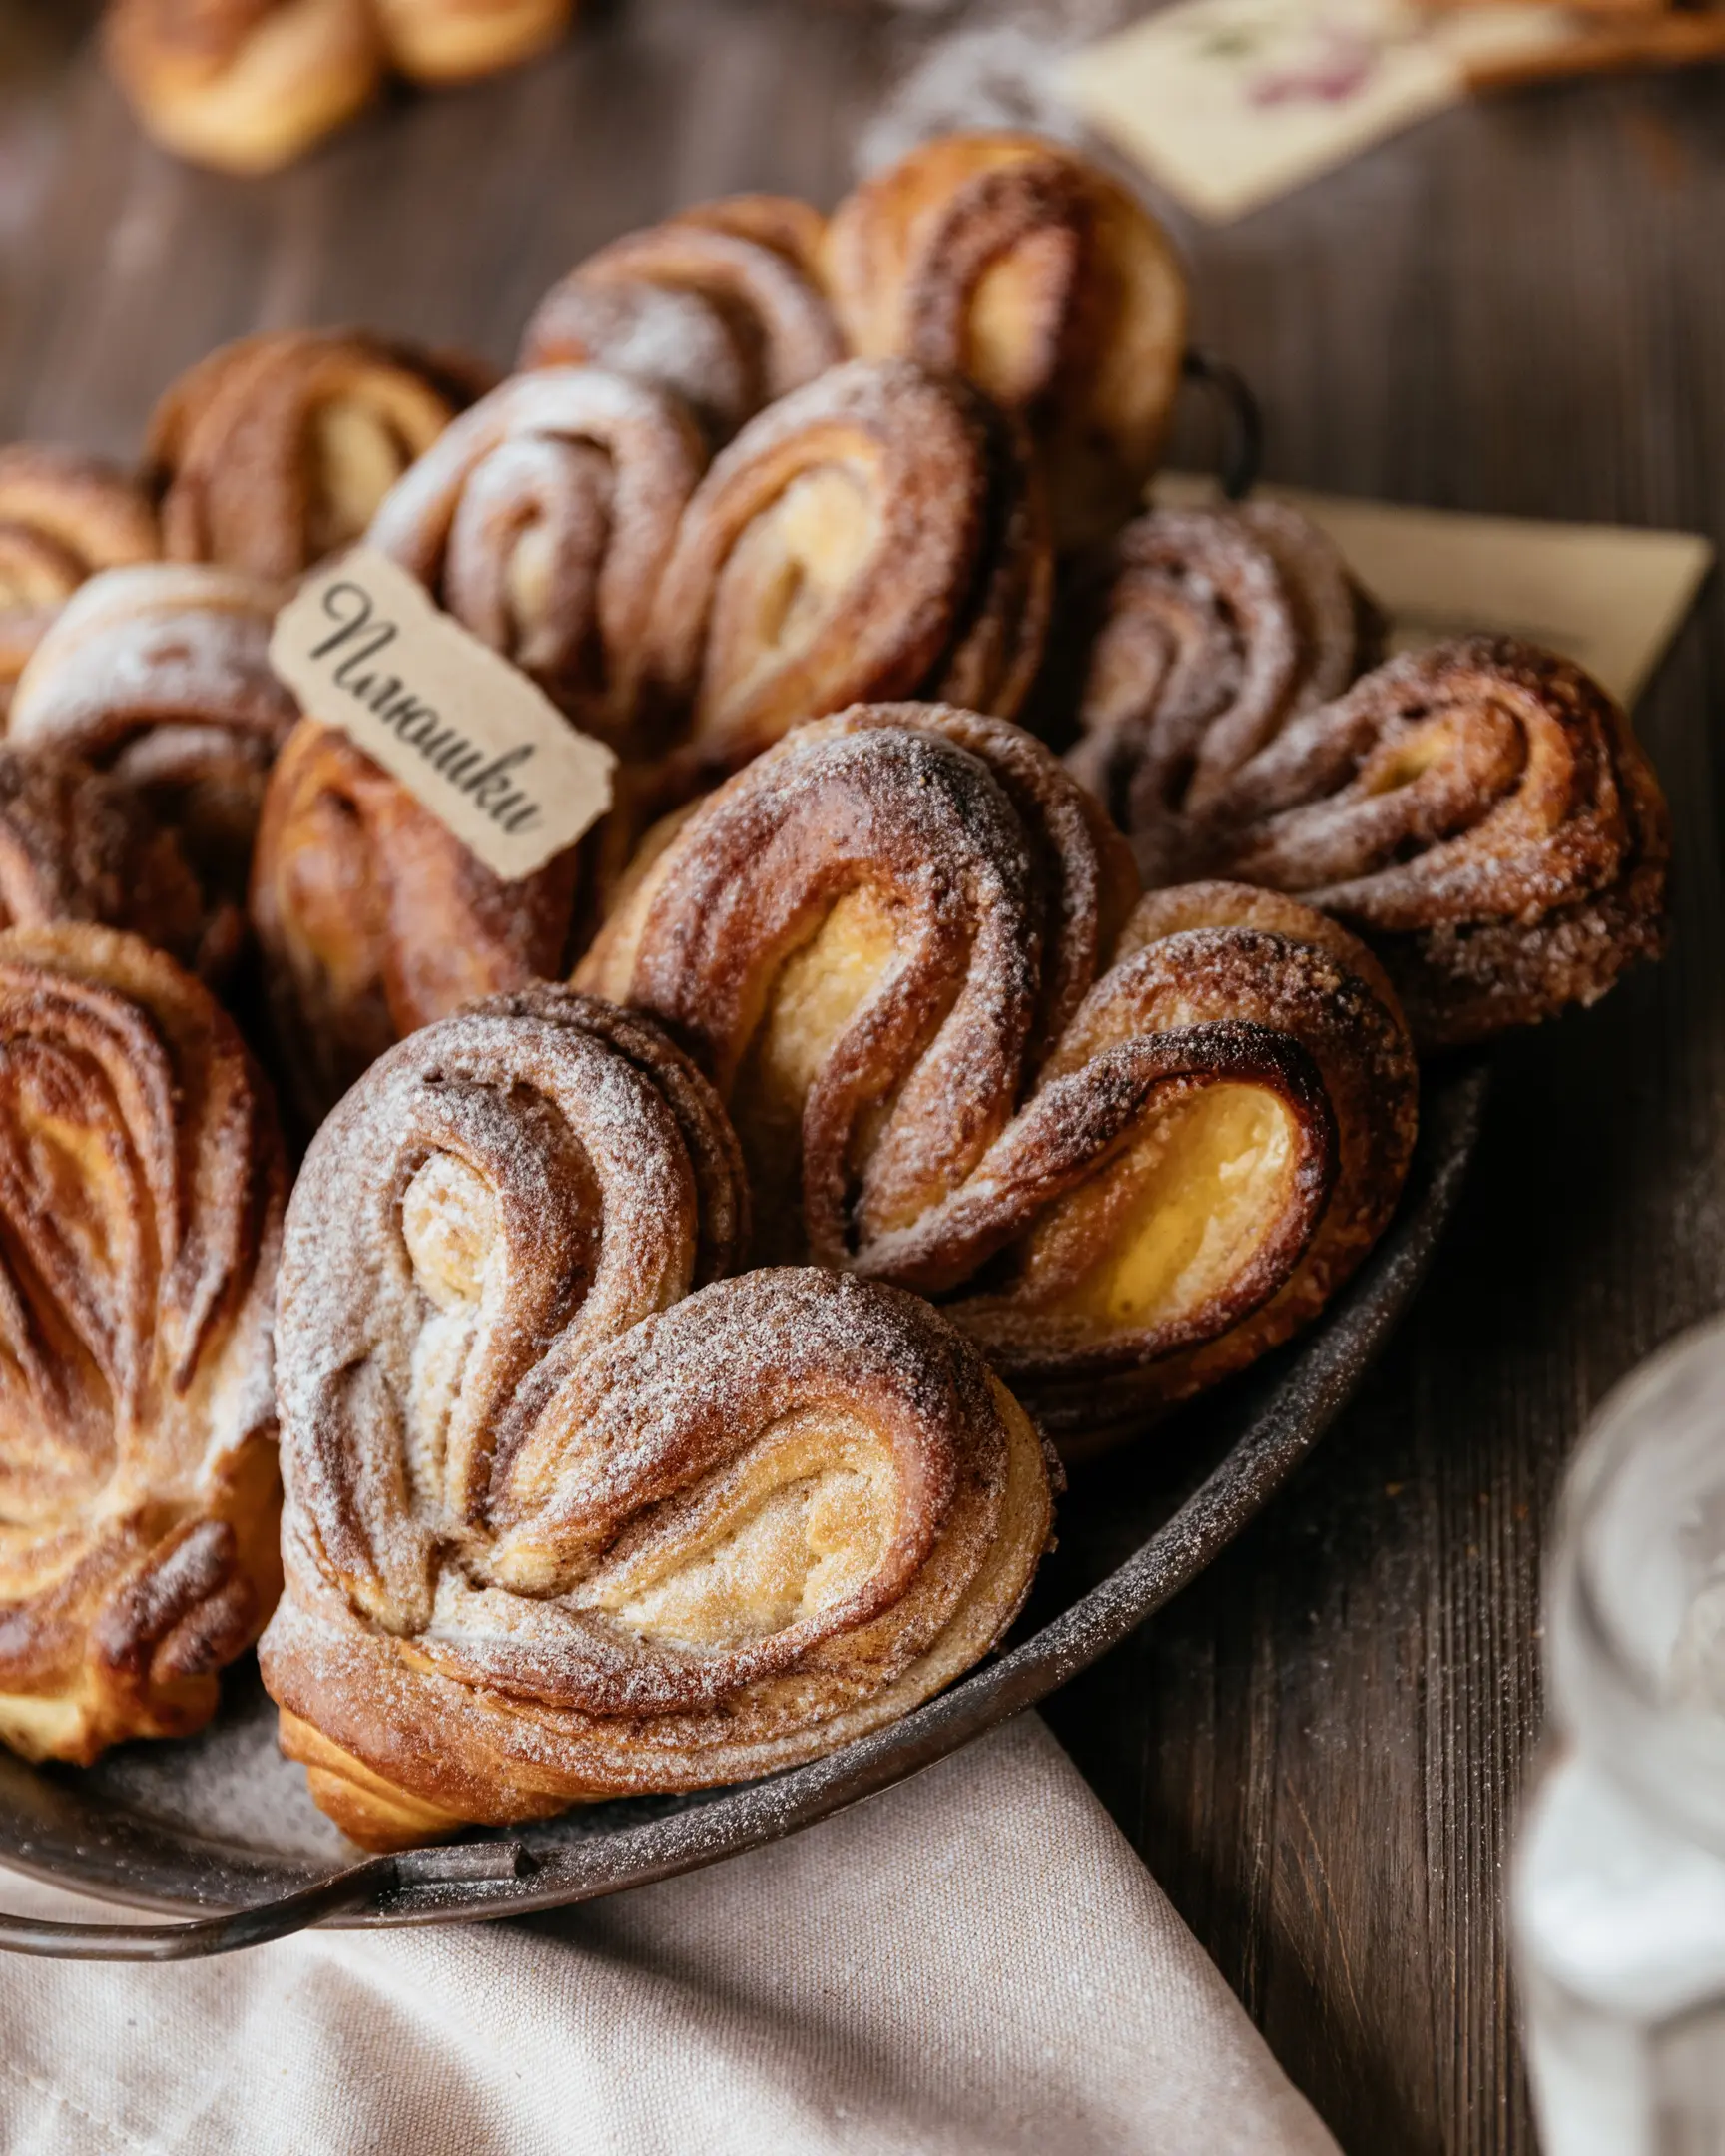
left=0, top=1714, right=1338, bottom=2156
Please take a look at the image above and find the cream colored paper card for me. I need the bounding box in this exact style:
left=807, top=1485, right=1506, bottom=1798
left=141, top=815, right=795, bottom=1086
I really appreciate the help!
left=1061, top=0, right=1572, bottom=223
left=1155, top=475, right=1713, bottom=707
left=271, top=548, right=614, bottom=883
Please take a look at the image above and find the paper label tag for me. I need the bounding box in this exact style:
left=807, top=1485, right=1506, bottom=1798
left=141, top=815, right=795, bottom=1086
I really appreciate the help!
left=1060, top=0, right=1574, bottom=224
left=270, top=547, right=615, bottom=883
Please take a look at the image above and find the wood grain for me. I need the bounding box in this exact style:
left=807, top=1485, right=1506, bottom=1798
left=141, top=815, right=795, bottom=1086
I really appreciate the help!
left=3, top=10, right=1722, bottom=2148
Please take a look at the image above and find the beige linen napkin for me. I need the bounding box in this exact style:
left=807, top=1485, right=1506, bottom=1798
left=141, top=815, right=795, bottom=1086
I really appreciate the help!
left=0, top=1715, right=1337, bottom=2156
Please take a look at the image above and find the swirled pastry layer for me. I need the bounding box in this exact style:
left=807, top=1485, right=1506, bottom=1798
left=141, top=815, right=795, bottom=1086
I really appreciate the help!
left=147, top=329, right=483, bottom=579
left=373, top=0, right=573, bottom=83
left=823, top=133, right=1188, bottom=550
left=1114, top=635, right=1670, bottom=1049
left=259, top=986, right=1049, bottom=1847
left=0, top=744, right=207, bottom=975
left=521, top=196, right=841, bottom=444
left=105, top=0, right=383, bottom=175
left=0, top=925, right=286, bottom=1764
left=0, top=447, right=160, bottom=715
left=643, top=358, right=1051, bottom=778
left=9, top=564, right=301, bottom=978
left=1060, top=501, right=1382, bottom=882
left=249, top=718, right=596, bottom=1134
left=581, top=704, right=1417, bottom=1439
left=368, top=366, right=708, bottom=754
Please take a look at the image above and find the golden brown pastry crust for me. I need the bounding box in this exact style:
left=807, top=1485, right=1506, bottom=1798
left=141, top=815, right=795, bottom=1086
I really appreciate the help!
left=1117, top=636, right=1670, bottom=1050
left=0, top=924, right=286, bottom=1766
left=147, top=330, right=483, bottom=581
left=520, top=197, right=843, bottom=445
left=0, top=744, right=209, bottom=974
left=367, top=366, right=708, bottom=754
left=823, top=133, right=1189, bottom=550
left=0, top=447, right=161, bottom=714
left=105, top=0, right=384, bottom=176
left=258, top=985, right=1049, bottom=1847
left=373, top=0, right=574, bottom=85
left=641, top=358, right=1051, bottom=781
left=581, top=704, right=1417, bottom=1439
left=1060, top=501, right=1382, bottom=882
left=8, top=564, right=301, bottom=979
left=249, top=717, right=597, bottom=1135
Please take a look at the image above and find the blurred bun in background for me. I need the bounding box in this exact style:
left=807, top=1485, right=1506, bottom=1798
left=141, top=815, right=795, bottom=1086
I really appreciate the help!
left=103, top=0, right=579, bottom=175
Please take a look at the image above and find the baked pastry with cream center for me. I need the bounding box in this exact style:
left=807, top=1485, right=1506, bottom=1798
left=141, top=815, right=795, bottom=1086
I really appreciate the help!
left=0, top=447, right=161, bottom=717
left=521, top=195, right=841, bottom=445
left=373, top=0, right=573, bottom=83
left=0, top=925, right=286, bottom=1765
left=643, top=358, right=1051, bottom=781
left=105, top=0, right=385, bottom=176
left=9, top=564, right=301, bottom=980
left=581, top=703, right=1418, bottom=1443
left=368, top=365, right=708, bottom=754
left=823, top=133, right=1188, bottom=550
left=147, top=329, right=484, bottom=581
left=1059, top=500, right=1382, bottom=881
left=259, top=986, right=1051, bottom=1847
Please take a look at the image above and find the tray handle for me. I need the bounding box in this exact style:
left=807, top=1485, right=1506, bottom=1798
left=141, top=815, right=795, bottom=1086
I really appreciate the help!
left=1180, top=347, right=1263, bottom=502
left=0, top=1843, right=534, bottom=1960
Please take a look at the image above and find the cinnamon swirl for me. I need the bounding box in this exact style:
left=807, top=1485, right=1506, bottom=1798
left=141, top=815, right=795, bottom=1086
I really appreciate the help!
left=147, top=330, right=483, bottom=581
left=520, top=198, right=842, bottom=444
left=9, top=565, right=300, bottom=979
left=0, top=924, right=285, bottom=1765
left=259, top=987, right=1050, bottom=1847
left=372, top=0, right=574, bottom=83
left=0, top=448, right=160, bottom=716
left=1062, top=500, right=1383, bottom=884
left=249, top=718, right=594, bottom=1134
left=823, top=133, right=1189, bottom=549
left=581, top=704, right=1417, bottom=1439
left=367, top=367, right=707, bottom=754
left=0, top=745, right=208, bottom=975
left=642, top=359, right=1051, bottom=779
left=1116, top=636, right=1670, bottom=1049
left=105, top=0, right=384, bottom=176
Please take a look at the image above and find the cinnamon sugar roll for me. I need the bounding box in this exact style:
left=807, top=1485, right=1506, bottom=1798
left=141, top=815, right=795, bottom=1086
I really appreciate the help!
left=581, top=704, right=1417, bottom=1438
left=823, top=134, right=1189, bottom=549
left=259, top=987, right=1050, bottom=1847
left=1118, top=636, right=1670, bottom=1049
left=249, top=718, right=594, bottom=1134
left=642, top=359, right=1051, bottom=779
left=520, top=198, right=843, bottom=445
left=0, top=925, right=285, bottom=1766
left=1063, top=501, right=1382, bottom=884
left=0, top=745, right=208, bottom=974
left=147, top=330, right=483, bottom=581
left=372, top=0, right=574, bottom=84
left=367, top=367, right=707, bottom=754
left=105, top=0, right=384, bottom=176
left=9, top=565, right=300, bottom=978
left=0, top=448, right=160, bottom=715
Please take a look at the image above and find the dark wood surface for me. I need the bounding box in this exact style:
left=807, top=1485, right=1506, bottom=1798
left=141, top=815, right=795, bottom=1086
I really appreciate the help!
left=3, top=7, right=1722, bottom=2149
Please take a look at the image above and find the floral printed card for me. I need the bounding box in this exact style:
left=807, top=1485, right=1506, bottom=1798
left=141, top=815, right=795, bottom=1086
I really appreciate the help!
left=1061, top=0, right=1573, bottom=222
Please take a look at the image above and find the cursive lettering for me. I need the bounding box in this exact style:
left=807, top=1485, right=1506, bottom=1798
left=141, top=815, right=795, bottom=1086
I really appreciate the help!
left=304, top=577, right=542, bottom=838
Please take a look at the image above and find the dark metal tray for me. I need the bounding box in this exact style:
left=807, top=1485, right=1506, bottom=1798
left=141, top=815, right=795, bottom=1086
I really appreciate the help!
left=0, top=1064, right=1487, bottom=1959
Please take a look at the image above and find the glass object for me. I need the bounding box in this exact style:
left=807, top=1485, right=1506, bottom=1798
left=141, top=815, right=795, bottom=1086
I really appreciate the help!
left=1516, top=1315, right=1725, bottom=2156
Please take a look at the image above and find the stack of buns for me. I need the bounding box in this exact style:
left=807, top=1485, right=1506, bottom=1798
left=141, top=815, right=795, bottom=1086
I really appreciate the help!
left=0, top=133, right=1669, bottom=1849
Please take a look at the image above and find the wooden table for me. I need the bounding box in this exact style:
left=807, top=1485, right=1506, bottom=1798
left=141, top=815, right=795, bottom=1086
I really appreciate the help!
left=3, top=8, right=1721, bottom=2148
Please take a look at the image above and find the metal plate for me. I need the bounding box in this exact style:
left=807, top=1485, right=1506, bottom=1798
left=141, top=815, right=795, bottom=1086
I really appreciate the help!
left=0, top=1064, right=1487, bottom=1956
